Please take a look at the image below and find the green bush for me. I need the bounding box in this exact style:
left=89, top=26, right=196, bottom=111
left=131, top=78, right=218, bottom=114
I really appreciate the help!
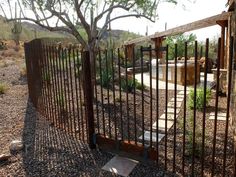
left=100, top=70, right=112, bottom=88
left=185, top=114, right=202, bottom=157
left=0, top=83, right=8, bottom=94
left=121, top=78, right=146, bottom=92
left=188, top=87, right=211, bottom=111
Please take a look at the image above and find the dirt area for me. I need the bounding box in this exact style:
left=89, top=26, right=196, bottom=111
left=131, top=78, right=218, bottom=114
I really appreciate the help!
left=162, top=93, right=235, bottom=176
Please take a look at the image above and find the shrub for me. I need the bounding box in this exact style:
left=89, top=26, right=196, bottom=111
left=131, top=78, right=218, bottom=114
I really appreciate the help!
left=185, top=114, right=202, bottom=157
left=187, top=87, right=211, bottom=111
left=100, top=69, right=112, bottom=88
left=121, top=78, right=146, bottom=92
left=0, top=83, right=8, bottom=94
left=121, top=78, right=135, bottom=92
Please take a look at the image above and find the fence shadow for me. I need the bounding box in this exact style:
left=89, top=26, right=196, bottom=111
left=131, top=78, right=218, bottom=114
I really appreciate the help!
left=21, top=99, right=115, bottom=176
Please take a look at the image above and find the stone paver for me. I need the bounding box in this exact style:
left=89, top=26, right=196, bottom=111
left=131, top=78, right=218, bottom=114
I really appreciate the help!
left=138, top=131, right=165, bottom=143
left=209, top=112, right=227, bottom=120
left=102, top=156, right=139, bottom=177
left=152, top=119, right=174, bottom=131
left=168, top=101, right=183, bottom=108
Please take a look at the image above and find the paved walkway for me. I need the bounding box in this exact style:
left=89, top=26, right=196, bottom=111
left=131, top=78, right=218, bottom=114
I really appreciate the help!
left=138, top=90, right=189, bottom=143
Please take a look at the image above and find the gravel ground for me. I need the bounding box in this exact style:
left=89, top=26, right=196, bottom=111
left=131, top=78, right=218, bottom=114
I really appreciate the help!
left=0, top=52, right=171, bottom=176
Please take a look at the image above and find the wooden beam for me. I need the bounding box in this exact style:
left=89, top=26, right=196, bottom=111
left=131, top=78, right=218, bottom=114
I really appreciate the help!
left=124, top=12, right=232, bottom=45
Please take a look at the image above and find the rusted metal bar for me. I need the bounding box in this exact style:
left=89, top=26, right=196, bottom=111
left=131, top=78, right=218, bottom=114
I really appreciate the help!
left=73, top=48, right=81, bottom=137
left=222, top=36, right=234, bottom=177
left=132, top=47, right=137, bottom=144
left=155, top=45, right=160, bottom=165
left=68, top=47, right=76, bottom=136
left=191, top=41, right=198, bottom=176
left=173, top=43, right=178, bottom=173
left=201, top=38, right=209, bottom=177
left=93, top=50, right=100, bottom=135
left=58, top=46, right=65, bottom=131
left=65, top=49, right=73, bottom=133
left=77, top=50, right=85, bottom=141
left=182, top=42, right=188, bottom=175
left=51, top=46, right=59, bottom=127
left=140, top=46, right=145, bottom=146
left=118, top=48, right=124, bottom=141
left=82, top=51, right=96, bottom=149
left=111, top=49, right=117, bottom=140
left=98, top=50, right=105, bottom=137
left=125, top=47, right=130, bottom=142
left=54, top=45, right=62, bottom=129
left=105, top=50, right=112, bottom=138
left=149, top=45, right=153, bottom=148
left=62, top=48, right=69, bottom=132
left=165, top=45, right=169, bottom=170
left=211, top=38, right=221, bottom=177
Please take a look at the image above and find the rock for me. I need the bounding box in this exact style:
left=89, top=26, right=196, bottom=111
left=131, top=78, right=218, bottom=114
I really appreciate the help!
left=0, top=154, right=11, bottom=162
left=9, top=140, right=24, bottom=153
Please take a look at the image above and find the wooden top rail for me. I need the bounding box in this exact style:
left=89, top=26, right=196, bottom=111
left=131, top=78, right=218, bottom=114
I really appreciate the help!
left=124, top=12, right=232, bottom=45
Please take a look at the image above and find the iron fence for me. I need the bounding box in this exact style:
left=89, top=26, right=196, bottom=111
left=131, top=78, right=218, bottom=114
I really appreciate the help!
left=24, top=37, right=235, bottom=176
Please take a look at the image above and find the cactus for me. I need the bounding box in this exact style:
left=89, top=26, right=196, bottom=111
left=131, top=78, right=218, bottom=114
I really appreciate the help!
left=11, top=3, right=22, bottom=46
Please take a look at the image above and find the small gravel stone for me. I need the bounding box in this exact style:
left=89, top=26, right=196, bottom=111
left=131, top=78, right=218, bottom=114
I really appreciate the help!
left=0, top=154, right=11, bottom=162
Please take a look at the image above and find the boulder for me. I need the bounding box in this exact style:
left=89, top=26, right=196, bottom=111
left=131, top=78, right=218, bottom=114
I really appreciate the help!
left=9, top=140, right=24, bottom=153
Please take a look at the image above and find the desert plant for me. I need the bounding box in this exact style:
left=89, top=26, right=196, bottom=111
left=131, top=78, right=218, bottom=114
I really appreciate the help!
left=185, top=113, right=202, bottom=157
left=121, top=78, right=135, bottom=92
left=0, top=83, right=8, bottom=94
left=121, top=78, right=146, bottom=92
left=187, top=87, right=211, bottom=111
left=100, top=69, right=112, bottom=88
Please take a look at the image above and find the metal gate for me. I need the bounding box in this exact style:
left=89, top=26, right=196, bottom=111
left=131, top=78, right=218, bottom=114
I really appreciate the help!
left=25, top=37, right=235, bottom=176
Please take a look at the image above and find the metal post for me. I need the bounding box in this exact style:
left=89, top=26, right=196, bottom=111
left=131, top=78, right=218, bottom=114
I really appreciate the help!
left=82, top=51, right=96, bottom=149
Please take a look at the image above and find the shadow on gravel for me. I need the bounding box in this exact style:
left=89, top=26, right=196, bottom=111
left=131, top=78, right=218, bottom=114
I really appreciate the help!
left=21, top=100, right=174, bottom=177
left=21, top=99, right=114, bottom=177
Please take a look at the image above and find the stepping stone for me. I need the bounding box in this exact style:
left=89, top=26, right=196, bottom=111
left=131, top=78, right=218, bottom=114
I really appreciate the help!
left=159, top=113, right=175, bottom=120
left=164, top=108, right=180, bottom=114
left=138, top=131, right=165, bottom=143
left=102, top=155, right=139, bottom=177
left=170, top=97, right=184, bottom=102
left=209, top=112, right=227, bottom=121
left=176, top=94, right=185, bottom=98
left=152, top=119, right=174, bottom=131
left=168, top=101, right=182, bottom=108
left=178, top=90, right=190, bottom=95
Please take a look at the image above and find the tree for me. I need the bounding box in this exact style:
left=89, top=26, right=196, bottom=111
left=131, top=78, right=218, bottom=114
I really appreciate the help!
left=165, top=33, right=197, bottom=59
left=0, top=0, right=189, bottom=83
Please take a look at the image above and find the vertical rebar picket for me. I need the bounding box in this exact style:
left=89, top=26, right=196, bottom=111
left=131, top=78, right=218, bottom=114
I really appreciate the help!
left=173, top=43, right=178, bottom=173
left=149, top=46, right=153, bottom=148
left=140, top=46, right=145, bottom=146
left=211, top=38, right=221, bottom=177
left=201, top=38, right=209, bottom=176
left=165, top=45, right=169, bottom=170
left=192, top=41, right=198, bottom=176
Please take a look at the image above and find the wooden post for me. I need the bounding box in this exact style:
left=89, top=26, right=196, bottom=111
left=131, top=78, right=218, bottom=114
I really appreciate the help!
left=125, top=44, right=135, bottom=61
left=217, top=20, right=228, bottom=69
left=153, top=37, right=164, bottom=61
left=82, top=51, right=96, bottom=149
